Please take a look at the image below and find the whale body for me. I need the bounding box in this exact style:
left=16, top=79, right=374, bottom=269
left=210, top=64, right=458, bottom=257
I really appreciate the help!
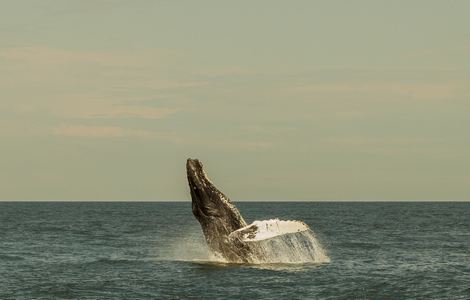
left=186, top=158, right=310, bottom=263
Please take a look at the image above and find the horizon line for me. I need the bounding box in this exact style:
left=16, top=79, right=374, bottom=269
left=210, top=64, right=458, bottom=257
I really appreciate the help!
left=0, top=199, right=469, bottom=202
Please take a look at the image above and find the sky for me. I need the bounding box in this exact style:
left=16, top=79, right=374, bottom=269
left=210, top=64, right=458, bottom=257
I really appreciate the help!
left=1, top=0, right=469, bottom=201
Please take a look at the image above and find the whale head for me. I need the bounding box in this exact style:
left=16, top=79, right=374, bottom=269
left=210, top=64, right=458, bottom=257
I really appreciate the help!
left=186, top=158, right=249, bottom=259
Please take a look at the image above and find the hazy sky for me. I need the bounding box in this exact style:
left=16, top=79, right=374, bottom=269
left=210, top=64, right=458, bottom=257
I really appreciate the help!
left=1, top=1, right=469, bottom=200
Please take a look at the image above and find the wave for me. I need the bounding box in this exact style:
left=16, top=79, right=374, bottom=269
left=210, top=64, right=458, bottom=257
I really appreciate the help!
left=0, top=254, right=25, bottom=261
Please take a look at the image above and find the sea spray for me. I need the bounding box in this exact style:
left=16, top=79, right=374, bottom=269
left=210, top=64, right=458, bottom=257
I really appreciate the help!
left=208, top=227, right=330, bottom=264
left=228, top=219, right=330, bottom=264
left=159, top=224, right=329, bottom=264
left=157, top=227, right=209, bottom=261
left=251, top=230, right=330, bottom=264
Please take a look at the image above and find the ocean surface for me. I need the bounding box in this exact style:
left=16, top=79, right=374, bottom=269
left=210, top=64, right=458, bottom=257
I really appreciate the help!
left=1, top=202, right=469, bottom=299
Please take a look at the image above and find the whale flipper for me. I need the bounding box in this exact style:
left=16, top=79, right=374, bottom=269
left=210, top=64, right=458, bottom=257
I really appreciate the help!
left=230, top=219, right=310, bottom=242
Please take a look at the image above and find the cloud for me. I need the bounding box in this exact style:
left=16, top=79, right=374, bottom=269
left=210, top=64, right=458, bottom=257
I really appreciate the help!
left=0, top=46, right=161, bottom=67
left=91, top=106, right=178, bottom=119
left=58, top=104, right=178, bottom=120
left=288, top=82, right=464, bottom=100
left=53, top=125, right=154, bottom=139
left=214, top=140, right=273, bottom=151
left=0, top=45, right=197, bottom=126
left=51, top=124, right=191, bottom=144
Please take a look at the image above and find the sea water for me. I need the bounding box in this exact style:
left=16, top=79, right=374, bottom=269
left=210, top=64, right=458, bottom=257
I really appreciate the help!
left=1, top=202, right=469, bottom=299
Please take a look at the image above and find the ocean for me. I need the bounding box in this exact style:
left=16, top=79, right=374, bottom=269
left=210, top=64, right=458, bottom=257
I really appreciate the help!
left=1, top=202, right=469, bottom=299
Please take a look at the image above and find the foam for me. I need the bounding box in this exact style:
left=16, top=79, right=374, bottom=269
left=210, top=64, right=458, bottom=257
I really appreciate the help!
left=251, top=229, right=330, bottom=264
left=228, top=219, right=330, bottom=264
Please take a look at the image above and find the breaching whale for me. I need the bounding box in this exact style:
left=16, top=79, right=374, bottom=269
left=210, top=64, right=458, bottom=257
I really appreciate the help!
left=186, top=158, right=314, bottom=263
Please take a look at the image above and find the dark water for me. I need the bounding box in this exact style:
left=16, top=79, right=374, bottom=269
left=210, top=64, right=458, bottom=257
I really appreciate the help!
left=0, top=202, right=469, bottom=299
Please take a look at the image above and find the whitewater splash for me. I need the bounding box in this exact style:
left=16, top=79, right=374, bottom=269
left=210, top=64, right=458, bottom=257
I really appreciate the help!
left=210, top=219, right=330, bottom=264
left=163, top=222, right=330, bottom=265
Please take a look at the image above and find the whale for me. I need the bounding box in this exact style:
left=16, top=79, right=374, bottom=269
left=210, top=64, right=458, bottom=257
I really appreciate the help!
left=186, top=158, right=310, bottom=263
